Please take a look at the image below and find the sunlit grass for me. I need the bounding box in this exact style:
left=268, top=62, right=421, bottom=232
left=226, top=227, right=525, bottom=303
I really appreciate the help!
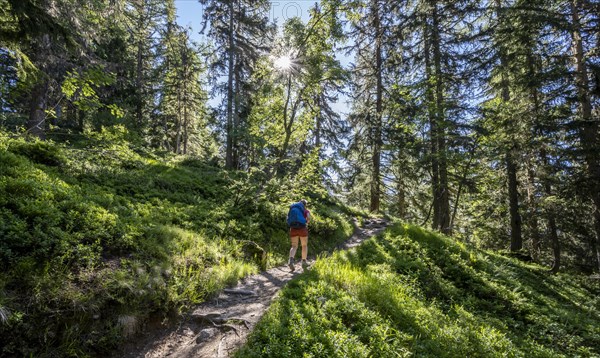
left=238, top=223, right=600, bottom=358
left=0, top=134, right=357, bottom=356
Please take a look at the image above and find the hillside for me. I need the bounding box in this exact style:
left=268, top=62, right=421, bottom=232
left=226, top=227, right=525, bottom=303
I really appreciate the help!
left=238, top=224, right=600, bottom=358
left=3, top=1, right=600, bottom=357
left=0, top=132, right=358, bottom=357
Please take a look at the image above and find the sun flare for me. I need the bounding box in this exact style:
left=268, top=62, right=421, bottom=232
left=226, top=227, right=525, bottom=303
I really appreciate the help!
left=273, top=55, right=293, bottom=71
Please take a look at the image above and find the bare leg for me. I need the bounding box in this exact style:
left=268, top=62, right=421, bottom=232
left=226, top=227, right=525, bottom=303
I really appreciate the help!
left=289, top=236, right=299, bottom=258
left=288, top=236, right=299, bottom=272
left=300, top=237, right=308, bottom=260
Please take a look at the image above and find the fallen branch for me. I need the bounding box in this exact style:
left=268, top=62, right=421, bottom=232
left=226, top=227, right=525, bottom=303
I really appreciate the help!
left=224, top=289, right=256, bottom=296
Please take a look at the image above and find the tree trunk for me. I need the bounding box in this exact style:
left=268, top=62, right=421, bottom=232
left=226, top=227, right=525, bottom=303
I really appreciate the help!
left=431, top=0, right=450, bottom=234
left=183, top=52, right=189, bottom=155
left=451, top=145, right=475, bottom=231
left=541, top=149, right=560, bottom=273
left=496, top=0, right=523, bottom=251
left=570, top=0, right=600, bottom=273
left=315, top=95, right=322, bottom=151
left=233, top=61, right=241, bottom=169
left=276, top=75, right=294, bottom=176
left=548, top=212, right=560, bottom=273
left=424, top=18, right=440, bottom=230
left=78, top=109, right=85, bottom=132
left=526, top=56, right=543, bottom=262
left=28, top=79, right=48, bottom=139
left=183, top=104, right=188, bottom=155
left=503, top=82, right=522, bottom=252
left=276, top=78, right=307, bottom=177
left=526, top=160, right=541, bottom=260
left=507, top=150, right=523, bottom=251
left=397, top=175, right=406, bottom=219
left=27, top=34, right=50, bottom=139
left=135, top=0, right=146, bottom=127
left=370, top=0, right=382, bottom=213
left=175, top=86, right=182, bottom=154
left=225, top=0, right=235, bottom=169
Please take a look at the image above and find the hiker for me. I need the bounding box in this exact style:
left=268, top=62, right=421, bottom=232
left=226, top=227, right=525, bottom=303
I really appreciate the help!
left=287, top=199, right=311, bottom=271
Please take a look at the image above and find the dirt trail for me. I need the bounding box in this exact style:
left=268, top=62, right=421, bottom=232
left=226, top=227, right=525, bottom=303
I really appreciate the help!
left=117, top=218, right=388, bottom=358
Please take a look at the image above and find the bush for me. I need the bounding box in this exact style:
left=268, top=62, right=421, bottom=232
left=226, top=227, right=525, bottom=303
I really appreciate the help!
left=6, top=139, right=67, bottom=167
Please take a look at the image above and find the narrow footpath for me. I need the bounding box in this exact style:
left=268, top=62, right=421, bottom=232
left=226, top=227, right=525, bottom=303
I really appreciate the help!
left=118, top=218, right=388, bottom=358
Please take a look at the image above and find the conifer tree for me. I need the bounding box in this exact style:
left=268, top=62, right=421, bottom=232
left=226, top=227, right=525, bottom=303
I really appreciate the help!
left=492, top=0, right=524, bottom=251
left=390, top=0, right=480, bottom=233
left=158, top=22, right=211, bottom=155
left=199, top=0, right=274, bottom=169
left=568, top=0, right=600, bottom=272
left=303, top=2, right=349, bottom=162
left=344, top=0, right=400, bottom=213
left=126, top=0, right=166, bottom=133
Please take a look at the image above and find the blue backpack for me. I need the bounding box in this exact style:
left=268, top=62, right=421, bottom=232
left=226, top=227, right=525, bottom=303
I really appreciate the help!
left=287, top=202, right=307, bottom=228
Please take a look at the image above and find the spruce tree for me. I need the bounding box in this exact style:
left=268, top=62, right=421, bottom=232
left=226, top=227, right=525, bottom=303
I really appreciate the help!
left=199, top=0, right=274, bottom=169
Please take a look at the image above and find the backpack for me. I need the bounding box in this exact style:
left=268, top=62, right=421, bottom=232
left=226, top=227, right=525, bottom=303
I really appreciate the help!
left=287, top=202, right=307, bottom=228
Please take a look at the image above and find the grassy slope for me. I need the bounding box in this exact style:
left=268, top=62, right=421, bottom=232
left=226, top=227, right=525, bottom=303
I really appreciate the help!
left=0, top=132, right=357, bottom=357
left=238, top=223, right=600, bottom=358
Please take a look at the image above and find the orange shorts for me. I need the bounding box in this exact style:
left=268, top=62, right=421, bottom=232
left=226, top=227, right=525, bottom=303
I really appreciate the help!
left=290, top=227, right=308, bottom=247
left=289, top=227, right=308, bottom=237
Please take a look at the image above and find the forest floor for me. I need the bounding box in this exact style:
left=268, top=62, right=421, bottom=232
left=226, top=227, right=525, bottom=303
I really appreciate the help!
left=116, top=217, right=388, bottom=358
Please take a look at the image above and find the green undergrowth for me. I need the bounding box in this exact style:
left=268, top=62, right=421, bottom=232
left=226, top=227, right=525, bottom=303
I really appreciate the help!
left=237, top=223, right=600, bottom=358
left=0, top=130, right=358, bottom=357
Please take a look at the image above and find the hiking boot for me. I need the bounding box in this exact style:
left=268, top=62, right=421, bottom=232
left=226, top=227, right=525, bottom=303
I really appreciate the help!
left=301, top=260, right=309, bottom=270
left=288, top=258, right=295, bottom=272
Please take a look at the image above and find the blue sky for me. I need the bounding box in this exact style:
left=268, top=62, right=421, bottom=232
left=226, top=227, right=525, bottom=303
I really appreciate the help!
left=175, top=0, right=317, bottom=42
